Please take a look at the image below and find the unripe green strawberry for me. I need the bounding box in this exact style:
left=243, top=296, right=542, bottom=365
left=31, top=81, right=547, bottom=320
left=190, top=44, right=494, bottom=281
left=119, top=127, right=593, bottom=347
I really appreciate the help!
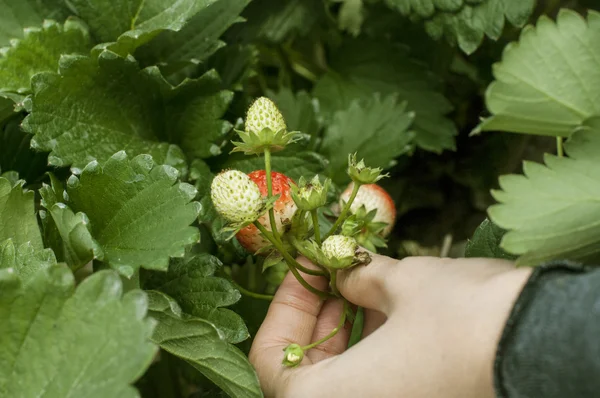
left=322, top=235, right=357, bottom=260
left=246, top=97, right=286, bottom=134
left=347, top=153, right=388, bottom=184
left=340, top=183, right=396, bottom=236
left=211, top=170, right=262, bottom=223
left=236, top=170, right=296, bottom=253
left=290, top=175, right=331, bottom=211
left=282, top=343, right=304, bottom=367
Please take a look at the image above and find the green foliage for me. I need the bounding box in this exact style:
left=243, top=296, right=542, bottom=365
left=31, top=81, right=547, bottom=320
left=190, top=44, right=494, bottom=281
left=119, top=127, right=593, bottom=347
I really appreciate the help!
left=464, top=218, right=516, bottom=260
left=0, top=265, right=157, bottom=397
left=478, top=10, right=600, bottom=137
left=66, top=152, right=201, bottom=277
left=385, top=0, right=536, bottom=54
left=322, top=94, right=414, bottom=184
left=144, top=252, right=249, bottom=344
left=3, top=0, right=600, bottom=395
left=312, top=39, right=457, bottom=153
left=0, top=0, right=69, bottom=46
left=22, top=51, right=186, bottom=172
left=0, top=19, right=91, bottom=95
left=39, top=202, right=102, bottom=271
left=135, top=0, right=251, bottom=69
left=489, top=119, right=600, bottom=266
left=148, top=291, right=262, bottom=398
left=0, top=177, right=42, bottom=249
left=0, top=240, right=57, bottom=284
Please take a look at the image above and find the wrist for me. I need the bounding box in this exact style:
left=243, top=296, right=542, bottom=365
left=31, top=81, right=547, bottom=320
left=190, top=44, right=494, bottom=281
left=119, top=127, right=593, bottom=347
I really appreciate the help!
left=472, top=267, right=533, bottom=397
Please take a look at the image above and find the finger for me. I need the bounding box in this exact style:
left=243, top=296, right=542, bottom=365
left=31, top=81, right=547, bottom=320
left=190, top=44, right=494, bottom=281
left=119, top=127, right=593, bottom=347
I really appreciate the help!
left=249, top=257, right=327, bottom=395
left=306, top=298, right=350, bottom=363
left=285, top=322, right=399, bottom=397
left=336, top=253, right=398, bottom=314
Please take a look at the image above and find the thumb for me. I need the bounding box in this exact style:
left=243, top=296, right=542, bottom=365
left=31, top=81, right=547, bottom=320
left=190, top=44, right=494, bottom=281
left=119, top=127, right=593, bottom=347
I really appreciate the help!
left=336, top=252, right=399, bottom=314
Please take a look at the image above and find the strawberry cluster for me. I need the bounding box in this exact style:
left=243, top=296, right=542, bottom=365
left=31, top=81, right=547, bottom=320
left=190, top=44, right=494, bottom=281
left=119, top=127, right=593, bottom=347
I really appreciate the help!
left=210, top=96, right=396, bottom=367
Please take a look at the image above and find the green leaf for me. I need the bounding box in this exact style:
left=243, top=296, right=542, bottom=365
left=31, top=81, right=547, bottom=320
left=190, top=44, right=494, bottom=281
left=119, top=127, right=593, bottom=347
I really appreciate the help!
left=489, top=118, right=600, bottom=266
left=336, top=0, right=364, bottom=36
left=66, top=152, right=201, bottom=277
left=0, top=240, right=57, bottom=284
left=0, top=19, right=91, bottom=95
left=69, top=0, right=207, bottom=44
left=148, top=291, right=263, bottom=398
left=385, top=0, right=535, bottom=54
left=268, top=88, right=321, bottom=136
left=312, top=39, right=456, bottom=153
left=39, top=202, right=103, bottom=271
left=0, top=0, right=69, bottom=46
left=477, top=10, right=600, bottom=137
left=464, top=218, right=516, bottom=260
left=135, top=0, right=250, bottom=69
left=0, top=118, right=48, bottom=184
left=201, top=44, right=258, bottom=91
left=321, top=94, right=415, bottom=184
left=165, top=70, right=233, bottom=158
left=228, top=0, right=325, bottom=43
left=0, top=177, right=42, bottom=249
left=224, top=151, right=328, bottom=181
left=144, top=252, right=249, bottom=344
left=0, top=265, right=157, bottom=397
left=22, top=51, right=188, bottom=173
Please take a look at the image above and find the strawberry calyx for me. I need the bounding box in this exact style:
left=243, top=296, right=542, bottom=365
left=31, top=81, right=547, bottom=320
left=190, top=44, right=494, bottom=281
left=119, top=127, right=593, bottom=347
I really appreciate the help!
left=347, top=153, right=388, bottom=184
left=290, top=175, right=331, bottom=211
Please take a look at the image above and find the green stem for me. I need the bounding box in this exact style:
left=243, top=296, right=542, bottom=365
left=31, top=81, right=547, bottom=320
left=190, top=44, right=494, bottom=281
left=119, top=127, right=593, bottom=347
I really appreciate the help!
left=231, top=280, right=274, bottom=301
left=302, top=300, right=349, bottom=350
left=254, top=222, right=331, bottom=299
left=330, top=269, right=340, bottom=297
left=255, top=223, right=326, bottom=276
left=264, top=148, right=282, bottom=243
left=557, top=136, right=564, bottom=157
left=311, top=210, right=321, bottom=245
left=288, top=236, right=327, bottom=272
left=324, top=182, right=361, bottom=239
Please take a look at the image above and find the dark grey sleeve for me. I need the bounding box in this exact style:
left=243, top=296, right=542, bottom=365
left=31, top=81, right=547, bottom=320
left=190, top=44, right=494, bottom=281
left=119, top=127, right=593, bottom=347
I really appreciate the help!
left=494, top=262, right=600, bottom=398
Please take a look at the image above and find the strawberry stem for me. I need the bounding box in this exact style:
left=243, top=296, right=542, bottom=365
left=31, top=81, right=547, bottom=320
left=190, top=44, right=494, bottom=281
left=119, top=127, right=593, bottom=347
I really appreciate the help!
left=301, top=300, right=349, bottom=351
left=311, top=209, right=321, bottom=245
left=329, top=269, right=340, bottom=297
left=230, top=279, right=274, bottom=301
left=324, top=182, right=361, bottom=240
left=255, top=224, right=327, bottom=276
left=263, top=148, right=282, bottom=243
left=557, top=136, right=564, bottom=157
left=254, top=221, right=331, bottom=299
left=288, top=236, right=327, bottom=272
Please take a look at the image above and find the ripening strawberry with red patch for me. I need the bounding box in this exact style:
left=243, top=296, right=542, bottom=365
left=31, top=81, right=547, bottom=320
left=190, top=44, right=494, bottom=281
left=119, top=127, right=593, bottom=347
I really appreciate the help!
left=236, top=170, right=297, bottom=253
left=338, top=182, right=396, bottom=252
left=340, top=183, right=396, bottom=236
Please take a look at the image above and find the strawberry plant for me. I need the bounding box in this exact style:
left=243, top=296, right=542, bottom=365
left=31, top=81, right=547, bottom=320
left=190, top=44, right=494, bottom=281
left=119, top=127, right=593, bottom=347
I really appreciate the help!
left=1, top=0, right=600, bottom=396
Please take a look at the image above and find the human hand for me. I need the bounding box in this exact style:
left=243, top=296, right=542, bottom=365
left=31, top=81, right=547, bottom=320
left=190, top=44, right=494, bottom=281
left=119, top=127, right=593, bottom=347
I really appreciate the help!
left=249, top=254, right=532, bottom=398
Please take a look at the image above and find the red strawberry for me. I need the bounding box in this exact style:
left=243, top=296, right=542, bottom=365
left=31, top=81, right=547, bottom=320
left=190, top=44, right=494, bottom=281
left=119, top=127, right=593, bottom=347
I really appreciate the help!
left=340, top=183, right=396, bottom=236
left=236, top=170, right=296, bottom=253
